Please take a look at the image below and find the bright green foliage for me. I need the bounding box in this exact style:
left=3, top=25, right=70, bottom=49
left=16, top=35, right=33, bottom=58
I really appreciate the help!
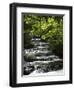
left=23, top=14, right=63, bottom=58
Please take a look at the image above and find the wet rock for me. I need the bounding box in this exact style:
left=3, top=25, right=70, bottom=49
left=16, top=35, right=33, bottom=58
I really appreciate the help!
left=35, top=60, right=63, bottom=73
left=24, top=66, right=35, bottom=75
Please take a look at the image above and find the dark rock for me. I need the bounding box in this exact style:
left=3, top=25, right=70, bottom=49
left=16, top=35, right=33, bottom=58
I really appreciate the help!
left=23, top=66, right=35, bottom=75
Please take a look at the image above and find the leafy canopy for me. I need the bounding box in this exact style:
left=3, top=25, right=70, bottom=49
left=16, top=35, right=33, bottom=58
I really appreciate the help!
left=23, top=14, right=63, bottom=58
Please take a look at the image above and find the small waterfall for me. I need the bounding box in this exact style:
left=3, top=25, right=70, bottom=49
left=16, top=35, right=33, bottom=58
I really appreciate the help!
left=23, top=37, right=63, bottom=75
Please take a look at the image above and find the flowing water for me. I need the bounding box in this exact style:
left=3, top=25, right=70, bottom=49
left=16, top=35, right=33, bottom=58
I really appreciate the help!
left=23, top=37, right=63, bottom=75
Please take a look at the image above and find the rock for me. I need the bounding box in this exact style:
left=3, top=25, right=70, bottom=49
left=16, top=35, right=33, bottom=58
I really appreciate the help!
left=23, top=66, right=35, bottom=75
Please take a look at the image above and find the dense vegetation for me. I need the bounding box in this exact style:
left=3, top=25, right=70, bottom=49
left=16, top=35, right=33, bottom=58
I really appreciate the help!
left=23, top=14, right=63, bottom=58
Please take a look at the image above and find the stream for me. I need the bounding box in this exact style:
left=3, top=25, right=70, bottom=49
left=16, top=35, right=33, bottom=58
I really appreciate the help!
left=23, top=37, right=63, bottom=75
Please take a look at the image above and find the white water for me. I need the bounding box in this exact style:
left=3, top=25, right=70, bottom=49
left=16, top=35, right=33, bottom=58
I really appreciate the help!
left=23, top=37, right=63, bottom=75
left=28, top=70, right=64, bottom=76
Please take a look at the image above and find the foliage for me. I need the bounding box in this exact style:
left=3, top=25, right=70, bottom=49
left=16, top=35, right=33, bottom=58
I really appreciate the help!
left=23, top=14, right=63, bottom=58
